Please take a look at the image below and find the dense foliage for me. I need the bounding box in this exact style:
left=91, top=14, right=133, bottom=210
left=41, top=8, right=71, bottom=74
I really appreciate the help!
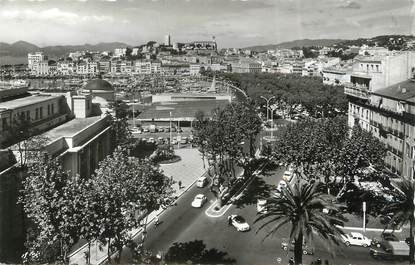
left=204, top=72, right=347, bottom=119
left=269, top=118, right=387, bottom=188
left=20, top=148, right=174, bottom=264
left=193, top=101, right=262, bottom=206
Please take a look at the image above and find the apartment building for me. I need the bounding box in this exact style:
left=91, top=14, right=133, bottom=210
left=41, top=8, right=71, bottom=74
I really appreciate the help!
left=27, top=52, right=47, bottom=70
left=345, top=51, right=415, bottom=178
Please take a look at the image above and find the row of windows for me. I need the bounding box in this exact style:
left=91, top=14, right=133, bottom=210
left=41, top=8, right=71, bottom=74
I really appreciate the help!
left=16, top=103, right=55, bottom=123
left=360, top=63, right=380, bottom=72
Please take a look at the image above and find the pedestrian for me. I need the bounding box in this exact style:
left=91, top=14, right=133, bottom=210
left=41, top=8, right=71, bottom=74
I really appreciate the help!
left=228, top=216, right=232, bottom=226
left=288, top=257, right=294, bottom=265
left=154, top=216, right=160, bottom=226
left=178, top=180, right=182, bottom=189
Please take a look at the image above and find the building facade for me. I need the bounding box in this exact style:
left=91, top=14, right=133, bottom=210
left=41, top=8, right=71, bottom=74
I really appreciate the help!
left=345, top=51, right=415, bottom=178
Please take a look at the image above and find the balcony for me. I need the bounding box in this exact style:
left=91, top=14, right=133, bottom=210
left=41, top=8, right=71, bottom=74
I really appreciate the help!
left=344, top=82, right=370, bottom=100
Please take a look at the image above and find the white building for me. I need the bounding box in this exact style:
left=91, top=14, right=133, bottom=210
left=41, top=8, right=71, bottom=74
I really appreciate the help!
left=28, top=52, right=47, bottom=70
left=165, top=35, right=171, bottom=46
left=114, top=48, right=127, bottom=57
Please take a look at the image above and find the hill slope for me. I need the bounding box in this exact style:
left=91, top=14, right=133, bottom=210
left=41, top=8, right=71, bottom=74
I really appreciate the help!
left=244, top=39, right=347, bottom=51
left=0, top=41, right=130, bottom=59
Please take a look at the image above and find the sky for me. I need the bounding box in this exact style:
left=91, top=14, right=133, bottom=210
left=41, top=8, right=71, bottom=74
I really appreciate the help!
left=0, top=0, right=414, bottom=48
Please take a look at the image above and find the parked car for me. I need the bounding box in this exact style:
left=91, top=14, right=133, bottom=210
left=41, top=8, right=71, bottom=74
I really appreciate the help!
left=372, top=233, right=399, bottom=247
left=148, top=137, right=155, bottom=143
left=282, top=167, right=294, bottom=182
left=277, top=180, right=287, bottom=191
left=370, top=241, right=410, bottom=260
left=191, top=194, right=207, bottom=208
left=171, top=127, right=177, bottom=132
left=256, top=199, right=267, bottom=213
left=281, top=238, right=314, bottom=255
left=180, top=137, right=188, bottom=144
left=171, top=137, right=178, bottom=145
left=228, top=215, right=250, bottom=232
left=164, top=127, right=170, bottom=133
left=342, top=232, right=372, bottom=247
left=177, top=128, right=183, bottom=133
left=143, top=128, right=149, bottom=133
left=196, top=176, right=208, bottom=188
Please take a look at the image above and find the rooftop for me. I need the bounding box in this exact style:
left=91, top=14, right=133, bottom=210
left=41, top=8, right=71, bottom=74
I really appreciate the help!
left=0, top=94, right=61, bottom=110
left=372, top=79, right=415, bottom=102
left=138, top=100, right=230, bottom=120
left=44, top=116, right=102, bottom=142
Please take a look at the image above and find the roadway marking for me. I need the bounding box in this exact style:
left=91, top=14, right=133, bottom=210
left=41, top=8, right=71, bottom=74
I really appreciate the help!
left=205, top=199, right=233, bottom=218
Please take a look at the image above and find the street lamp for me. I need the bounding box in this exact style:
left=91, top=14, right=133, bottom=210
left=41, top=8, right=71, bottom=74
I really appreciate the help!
left=260, top=96, right=275, bottom=122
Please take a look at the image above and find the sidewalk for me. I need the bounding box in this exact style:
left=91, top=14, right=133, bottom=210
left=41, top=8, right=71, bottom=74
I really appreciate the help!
left=68, top=148, right=207, bottom=265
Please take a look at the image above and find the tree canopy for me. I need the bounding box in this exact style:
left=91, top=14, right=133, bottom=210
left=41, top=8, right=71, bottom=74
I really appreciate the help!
left=202, top=72, right=347, bottom=119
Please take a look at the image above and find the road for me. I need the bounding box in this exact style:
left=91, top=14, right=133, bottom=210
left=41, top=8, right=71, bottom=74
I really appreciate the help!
left=118, top=164, right=409, bottom=265
left=117, top=122, right=409, bottom=265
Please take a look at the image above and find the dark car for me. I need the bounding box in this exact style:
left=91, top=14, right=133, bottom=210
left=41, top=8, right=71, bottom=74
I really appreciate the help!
left=372, top=233, right=399, bottom=247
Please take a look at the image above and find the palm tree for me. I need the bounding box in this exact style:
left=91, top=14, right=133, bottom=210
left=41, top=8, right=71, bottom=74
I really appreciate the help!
left=255, top=181, right=346, bottom=265
left=382, top=177, right=415, bottom=263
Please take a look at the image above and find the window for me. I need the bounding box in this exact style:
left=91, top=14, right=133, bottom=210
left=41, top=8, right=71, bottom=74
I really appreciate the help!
left=2, top=117, right=7, bottom=130
left=51, top=104, right=54, bottom=114
left=26, top=110, right=30, bottom=120
left=35, top=108, right=39, bottom=120
left=47, top=105, right=50, bottom=115
left=39, top=107, right=43, bottom=119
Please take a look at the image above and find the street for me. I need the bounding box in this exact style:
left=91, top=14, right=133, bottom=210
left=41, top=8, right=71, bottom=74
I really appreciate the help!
left=118, top=163, right=409, bottom=265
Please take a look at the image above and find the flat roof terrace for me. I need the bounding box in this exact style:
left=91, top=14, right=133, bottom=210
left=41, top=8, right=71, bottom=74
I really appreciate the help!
left=44, top=116, right=102, bottom=142
left=138, top=100, right=230, bottom=120
left=0, top=94, right=61, bottom=110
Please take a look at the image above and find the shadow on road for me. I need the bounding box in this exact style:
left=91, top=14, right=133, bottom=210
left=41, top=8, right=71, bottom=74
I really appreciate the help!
left=164, top=240, right=236, bottom=264
left=233, top=176, right=275, bottom=209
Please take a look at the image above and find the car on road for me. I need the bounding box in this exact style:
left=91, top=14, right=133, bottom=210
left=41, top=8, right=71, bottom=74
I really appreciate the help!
left=372, top=233, right=399, bottom=247
left=256, top=199, right=267, bottom=213
left=370, top=240, right=410, bottom=260
left=277, top=180, right=287, bottom=191
left=281, top=238, right=314, bottom=255
left=342, top=232, right=372, bottom=247
left=282, top=167, right=294, bottom=182
left=228, top=215, right=250, bottom=232
left=196, top=176, right=208, bottom=188
left=191, top=194, right=207, bottom=208
left=171, top=137, right=178, bottom=145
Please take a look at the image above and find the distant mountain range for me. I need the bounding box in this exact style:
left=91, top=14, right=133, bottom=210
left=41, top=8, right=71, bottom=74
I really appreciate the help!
left=244, top=39, right=347, bottom=52
left=0, top=41, right=129, bottom=64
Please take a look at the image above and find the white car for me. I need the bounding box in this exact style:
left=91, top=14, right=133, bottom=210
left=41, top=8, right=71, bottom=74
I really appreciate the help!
left=257, top=199, right=267, bottom=213
left=228, top=215, right=250, bottom=232
left=341, top=232, right=372, bottom=247
left=191, top=194, right=207, bottom=208
left=277, top=180, right=287, bottom=191
left=196, top=176, right=208, bottom=188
